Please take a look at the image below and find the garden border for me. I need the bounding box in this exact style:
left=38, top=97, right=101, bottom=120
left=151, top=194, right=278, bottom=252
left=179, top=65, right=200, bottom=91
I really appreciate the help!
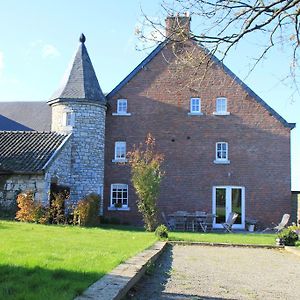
left=75, top=241, right=167, bottom=300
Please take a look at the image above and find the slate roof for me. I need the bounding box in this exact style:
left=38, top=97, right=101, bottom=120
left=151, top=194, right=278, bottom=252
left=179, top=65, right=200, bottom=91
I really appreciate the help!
left=107, top=39, right=295, bottom=130
left=0, top=102, right=51, bottom=131
left=0, top=131, right=70, bottom=174
left=48, top=35, right=106, bottom=105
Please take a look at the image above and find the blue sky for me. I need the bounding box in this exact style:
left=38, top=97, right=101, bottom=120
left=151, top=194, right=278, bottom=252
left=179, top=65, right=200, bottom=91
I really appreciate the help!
left=0, top=1, right=299, bottom=190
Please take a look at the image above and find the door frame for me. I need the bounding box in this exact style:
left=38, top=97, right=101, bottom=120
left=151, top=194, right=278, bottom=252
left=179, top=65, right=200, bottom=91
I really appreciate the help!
left=212, top=186, right=245, bottom=229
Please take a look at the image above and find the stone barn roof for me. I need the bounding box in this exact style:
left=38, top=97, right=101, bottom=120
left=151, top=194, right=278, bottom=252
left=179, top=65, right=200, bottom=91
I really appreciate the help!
left=0, top=131, right=70, bottom=174
left=0, top=102, right=51, bottom=131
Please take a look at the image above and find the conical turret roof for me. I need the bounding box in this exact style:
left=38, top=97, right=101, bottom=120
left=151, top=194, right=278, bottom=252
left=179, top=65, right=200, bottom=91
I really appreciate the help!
left=48, top=34, right=106, bottom=105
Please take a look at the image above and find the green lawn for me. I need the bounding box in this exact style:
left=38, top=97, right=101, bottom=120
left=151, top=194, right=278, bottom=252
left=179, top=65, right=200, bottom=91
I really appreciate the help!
left=169, top=231, right=276, bottom=245
left=0, top=221, right=156, bottom=300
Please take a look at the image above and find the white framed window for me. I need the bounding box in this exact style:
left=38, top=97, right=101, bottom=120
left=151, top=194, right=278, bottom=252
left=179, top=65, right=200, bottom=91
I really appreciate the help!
left=214, top=142, right=230, bottom=164
left=213, top=97, right=230, bottom=115
left=109, top=184, right=129, bottom=210
left=62, top=111, right=75, bottom=128
left=112, top=99, right=131, bottom=116
left=113, top=141, right=127, bottom=162
left=188, top=97, right=202, bottom=115
left=117, top=99, right=127, bottom=114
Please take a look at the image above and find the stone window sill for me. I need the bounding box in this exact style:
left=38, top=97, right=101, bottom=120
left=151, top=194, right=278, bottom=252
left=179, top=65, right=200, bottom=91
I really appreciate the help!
left=112, top=159, right=128, bottom=163
left=108, top=206, right=130, bottom=211
left=213, top=160, right=230, bottom=164
left=112, top=113, right=132, bottom=116
left=188, top=112, right=203, bottom=116
left=213, top=112, right=230, bottom=116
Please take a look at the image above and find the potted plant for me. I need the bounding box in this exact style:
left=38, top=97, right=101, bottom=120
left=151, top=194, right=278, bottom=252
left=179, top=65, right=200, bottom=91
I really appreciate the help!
left=245, top=218, right=257, bottom=232
left=114, top=202, right=122, bottom=209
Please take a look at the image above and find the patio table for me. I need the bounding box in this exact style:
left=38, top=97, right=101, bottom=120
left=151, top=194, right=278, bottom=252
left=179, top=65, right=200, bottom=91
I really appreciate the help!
left=168, top=212, right=213, bottom=232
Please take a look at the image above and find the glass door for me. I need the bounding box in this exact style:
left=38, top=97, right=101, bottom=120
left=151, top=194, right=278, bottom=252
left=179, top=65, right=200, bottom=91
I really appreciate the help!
left=213, top=186, right=245, bottom=229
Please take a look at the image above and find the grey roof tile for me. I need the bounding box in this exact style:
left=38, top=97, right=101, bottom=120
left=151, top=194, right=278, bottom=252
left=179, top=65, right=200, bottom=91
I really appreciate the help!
left=0, top=131, right=69, bottom=173
left=0, top=102, right=51, bottom=131
left=48, top=38, right=106, bottom=104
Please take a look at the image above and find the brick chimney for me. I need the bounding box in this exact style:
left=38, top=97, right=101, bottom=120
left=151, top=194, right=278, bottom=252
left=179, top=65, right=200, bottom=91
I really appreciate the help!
left=165, top=12, right=191, bottom=40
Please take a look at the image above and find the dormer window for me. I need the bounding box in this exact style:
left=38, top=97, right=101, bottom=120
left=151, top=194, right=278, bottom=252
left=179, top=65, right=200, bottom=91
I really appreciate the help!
left=213, top=97, right=230, bottom=115
left=188, top=98, right=203, bottom=115
left=62, top=111, right=75, bottom=128
left=112, top=99, right=131, bottom=116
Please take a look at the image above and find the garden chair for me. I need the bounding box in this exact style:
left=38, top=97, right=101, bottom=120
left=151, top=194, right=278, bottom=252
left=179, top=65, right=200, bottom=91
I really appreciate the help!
left=174, top=211, right=187, bottom=231
left=263, top=213, right=290, bottom=233
left=203, top=213, right=216, bottom=232
left=222, top=212, right=239, bottom=233
left=195, top=211, right=207, bottom=232
left=161, top=212, right=175, bottom=231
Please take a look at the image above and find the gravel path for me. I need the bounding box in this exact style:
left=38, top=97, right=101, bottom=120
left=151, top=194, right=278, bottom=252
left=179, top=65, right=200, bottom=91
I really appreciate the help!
left=124, top=244, right=299, bottom=300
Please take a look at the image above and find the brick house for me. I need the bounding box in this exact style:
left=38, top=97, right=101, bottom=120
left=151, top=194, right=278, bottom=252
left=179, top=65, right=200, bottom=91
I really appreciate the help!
left=0, top=16, right=295, bottom=228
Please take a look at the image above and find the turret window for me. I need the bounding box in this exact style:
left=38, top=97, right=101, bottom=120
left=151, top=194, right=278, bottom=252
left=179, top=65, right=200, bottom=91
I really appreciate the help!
left=112, top=99, right=131, bottom=116
left=62, top=111, right=75, bottom=127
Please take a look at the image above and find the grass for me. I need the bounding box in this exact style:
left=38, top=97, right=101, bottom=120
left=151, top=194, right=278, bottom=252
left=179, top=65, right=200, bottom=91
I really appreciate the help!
left=0, top=220, right=156, bottom=300
left=169, top=231, right=276, bottom=245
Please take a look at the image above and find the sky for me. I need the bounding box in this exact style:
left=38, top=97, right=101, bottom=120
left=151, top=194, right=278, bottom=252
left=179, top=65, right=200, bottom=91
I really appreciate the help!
left=0, top=1, right=299, bottom=190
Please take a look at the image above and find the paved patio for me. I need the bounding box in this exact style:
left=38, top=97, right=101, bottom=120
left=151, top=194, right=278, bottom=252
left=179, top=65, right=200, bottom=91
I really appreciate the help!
left=124, top=244, right=299, bottom=300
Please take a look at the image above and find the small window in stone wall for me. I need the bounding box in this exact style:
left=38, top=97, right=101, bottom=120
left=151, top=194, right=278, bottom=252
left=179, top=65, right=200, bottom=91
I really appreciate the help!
left=62, top=112, right=75, bottom=127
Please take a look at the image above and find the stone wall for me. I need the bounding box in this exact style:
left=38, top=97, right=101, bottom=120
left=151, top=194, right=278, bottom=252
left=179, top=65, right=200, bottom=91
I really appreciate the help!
left=0, top=174, right=45, bottom=212
left=51, top=101, right=106, bottom=213
left=44, top=137, right=72, bottom=204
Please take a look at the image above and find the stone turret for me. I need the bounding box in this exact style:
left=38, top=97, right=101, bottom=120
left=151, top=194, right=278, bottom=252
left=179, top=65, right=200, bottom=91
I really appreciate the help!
left=48, top=34, right=106, bottom=209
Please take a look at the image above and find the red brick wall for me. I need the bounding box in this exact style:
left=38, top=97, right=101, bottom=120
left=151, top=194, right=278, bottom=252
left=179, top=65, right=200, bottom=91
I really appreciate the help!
left=104, top=42, right=292, bottom=228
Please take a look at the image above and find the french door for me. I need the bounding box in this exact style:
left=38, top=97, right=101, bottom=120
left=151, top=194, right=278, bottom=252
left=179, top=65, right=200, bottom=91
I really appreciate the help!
left=212, top=186, right=245, bottom=229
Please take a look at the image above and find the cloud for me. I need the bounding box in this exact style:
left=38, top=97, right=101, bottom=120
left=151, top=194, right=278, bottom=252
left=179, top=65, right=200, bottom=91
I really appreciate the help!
left=42, top=44, right=60, bottom=58
left=27, top=40, right=60, bottom=59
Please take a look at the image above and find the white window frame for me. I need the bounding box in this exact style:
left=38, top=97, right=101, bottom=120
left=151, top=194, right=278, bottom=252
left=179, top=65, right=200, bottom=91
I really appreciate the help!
left=112, top=99, right=131, bottom=116
left=214, top=142, right=230, bottom=164
left=212, top=186, right=245, bottom=229
left=213, top=97, right=230, bottom=115
left=62, top=111, right=75, bottom=128
left=188, top=97, right=203, bottom=115
left=108, top=184, right=129, bottom=211
left=112, top=141, right=127, bottom=162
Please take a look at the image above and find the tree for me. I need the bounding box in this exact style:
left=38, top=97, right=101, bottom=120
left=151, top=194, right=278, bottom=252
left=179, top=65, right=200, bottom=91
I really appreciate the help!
left=137, top=0, right=300, bottom=95
left=128, top=133, right=165, bottom=231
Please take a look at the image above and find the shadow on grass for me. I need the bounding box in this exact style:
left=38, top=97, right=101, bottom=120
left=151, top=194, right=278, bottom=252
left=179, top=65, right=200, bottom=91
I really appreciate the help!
left=0, top=264, right=104, bottom=300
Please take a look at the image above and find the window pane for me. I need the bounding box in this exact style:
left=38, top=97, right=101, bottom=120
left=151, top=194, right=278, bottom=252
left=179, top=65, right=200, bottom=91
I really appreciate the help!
left=232, top=189, right=242, bottom=224
left=216, top=188, right=226, bottom=223
left=216, top=98, right=227, bottom=112
left=117, top=100, right=127, bottom=113
left=111, top=184, right=128, bottom=207
left=190, top=98, right=200, bottom=112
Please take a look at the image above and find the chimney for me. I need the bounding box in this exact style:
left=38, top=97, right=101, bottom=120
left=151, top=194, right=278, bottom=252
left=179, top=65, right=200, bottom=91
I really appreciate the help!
left=165, top=12, right=191, bottom=40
